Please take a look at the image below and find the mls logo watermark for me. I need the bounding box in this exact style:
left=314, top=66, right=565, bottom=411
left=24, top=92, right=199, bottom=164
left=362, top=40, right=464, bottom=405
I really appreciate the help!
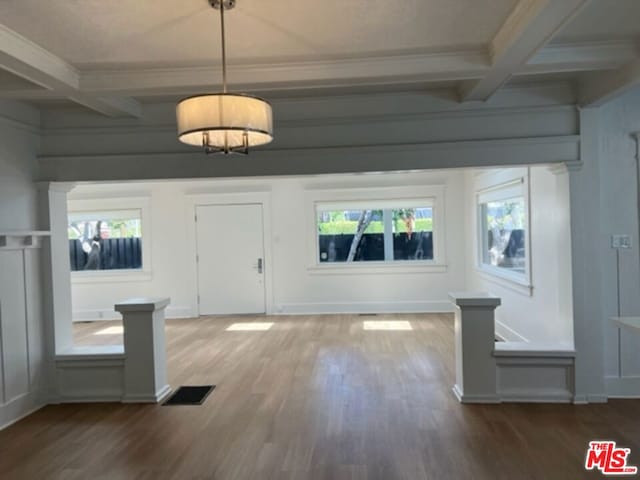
left=585, top=441, right=638, bottom=475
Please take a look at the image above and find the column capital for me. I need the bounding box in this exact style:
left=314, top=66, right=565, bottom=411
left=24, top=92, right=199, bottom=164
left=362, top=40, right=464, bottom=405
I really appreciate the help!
left=449, top=292, right=501, bottom=308
left=115, top=297, right=170, bottom=314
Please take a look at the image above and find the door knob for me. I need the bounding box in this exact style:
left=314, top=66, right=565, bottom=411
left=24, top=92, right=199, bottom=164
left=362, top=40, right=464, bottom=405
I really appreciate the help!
left=256, top=258, right=263, bottom=273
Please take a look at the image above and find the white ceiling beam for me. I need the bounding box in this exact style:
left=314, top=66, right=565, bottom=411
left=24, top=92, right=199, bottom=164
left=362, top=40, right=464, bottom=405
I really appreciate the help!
left=460, top=0, right=589, bottom=102
left=0, top=24, right=79, bottom=91
left=579, top=60, right=640, bottom=107
left=0, top=24, right=141, bottom=117
left=77, top=50, right=489, bottom=96
left=0, top=39, right=635, bottom=102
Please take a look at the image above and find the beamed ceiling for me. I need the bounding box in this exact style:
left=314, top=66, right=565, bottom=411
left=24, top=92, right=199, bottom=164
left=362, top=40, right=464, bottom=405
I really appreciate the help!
left=0, top=0, right=639, bottom=117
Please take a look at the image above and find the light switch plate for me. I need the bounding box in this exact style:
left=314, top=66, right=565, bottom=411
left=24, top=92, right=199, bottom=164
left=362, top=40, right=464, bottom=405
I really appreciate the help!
left=611, top=234, right=632, bottom=249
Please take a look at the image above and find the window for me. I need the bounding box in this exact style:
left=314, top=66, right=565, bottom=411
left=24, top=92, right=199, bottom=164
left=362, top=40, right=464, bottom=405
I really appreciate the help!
left=316, top=201, right=434, bottom=263
left=477, top=178, right=529, bottom=283
left=68, top=210, right=143, bottom=271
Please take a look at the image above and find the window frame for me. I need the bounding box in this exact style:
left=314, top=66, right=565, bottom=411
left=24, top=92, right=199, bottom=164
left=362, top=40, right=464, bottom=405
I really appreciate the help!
left=67, top=196, right=152, bottom=283
left=305, top=185, right=447, bottom=275
left=475, top=174, right=532, bottom=289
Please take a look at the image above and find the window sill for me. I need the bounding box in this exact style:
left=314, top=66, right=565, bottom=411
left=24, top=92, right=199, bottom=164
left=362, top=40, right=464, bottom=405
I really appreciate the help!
left=307, top=262, right=448, bottom=276
left=71, top=270, right=152, bottom=284
left=475, top=266, right=533, bottom=296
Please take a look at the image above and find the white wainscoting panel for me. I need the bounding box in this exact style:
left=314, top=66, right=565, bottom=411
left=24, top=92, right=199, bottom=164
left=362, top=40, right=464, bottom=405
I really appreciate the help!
left=0, top=234, right=49, bottom=429
left=494, top=344, right=575, bottom=403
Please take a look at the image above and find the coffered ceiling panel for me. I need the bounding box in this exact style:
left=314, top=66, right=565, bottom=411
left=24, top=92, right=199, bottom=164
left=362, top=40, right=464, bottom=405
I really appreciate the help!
left=0, top=0, right=519, bottom=65
left=554, top=0, right=640, bottom=42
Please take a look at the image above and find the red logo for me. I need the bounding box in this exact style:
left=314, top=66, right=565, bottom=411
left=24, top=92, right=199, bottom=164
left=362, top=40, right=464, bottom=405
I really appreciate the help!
left=585, top=441, right=638, bottom=475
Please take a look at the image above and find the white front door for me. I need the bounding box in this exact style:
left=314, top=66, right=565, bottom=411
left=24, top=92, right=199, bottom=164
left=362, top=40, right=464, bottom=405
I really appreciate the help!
left=196, top=203, right=266, bottom=315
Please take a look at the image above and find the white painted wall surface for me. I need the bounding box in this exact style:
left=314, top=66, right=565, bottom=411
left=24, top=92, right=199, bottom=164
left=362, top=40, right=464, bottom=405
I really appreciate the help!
left=590, top=90, right=640, bottom=394
left=0, top=100, right=48, bottom=428
left=464, top=166, right=574, bottom=345
left=69, top=170, right=467, bottom=320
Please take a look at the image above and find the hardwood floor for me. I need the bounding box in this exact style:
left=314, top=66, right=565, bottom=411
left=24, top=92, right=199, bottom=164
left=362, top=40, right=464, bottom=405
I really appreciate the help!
left=1, top=314, right=639, bottom=479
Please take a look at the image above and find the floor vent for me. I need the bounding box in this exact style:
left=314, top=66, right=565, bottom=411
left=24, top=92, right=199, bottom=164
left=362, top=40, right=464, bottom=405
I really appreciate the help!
left=163, top=385, right=215, bottom=406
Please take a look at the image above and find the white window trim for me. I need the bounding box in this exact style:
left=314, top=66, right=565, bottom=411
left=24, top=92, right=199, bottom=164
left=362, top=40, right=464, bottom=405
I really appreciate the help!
left=305, top=185, right=447, bottom=274
left=67, top=196, right=151, bottom=283
left=475, top=170, right=532, bottom=291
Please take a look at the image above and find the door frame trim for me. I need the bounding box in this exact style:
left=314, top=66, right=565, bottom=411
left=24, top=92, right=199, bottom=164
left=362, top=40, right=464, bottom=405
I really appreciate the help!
left=186, top=190, right=274, bottom=316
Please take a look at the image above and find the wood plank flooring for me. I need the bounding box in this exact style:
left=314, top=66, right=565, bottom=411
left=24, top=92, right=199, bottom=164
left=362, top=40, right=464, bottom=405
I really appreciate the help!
left=0, top=314, right=639, bottom=479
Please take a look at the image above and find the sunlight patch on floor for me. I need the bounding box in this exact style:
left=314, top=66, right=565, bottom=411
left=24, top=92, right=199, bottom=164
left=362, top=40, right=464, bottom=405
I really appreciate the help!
left=226, top=322, right=274, bottom=331
left=363, top=320, right=413, bottom=331
left=94, top=325, right=124, bottom=335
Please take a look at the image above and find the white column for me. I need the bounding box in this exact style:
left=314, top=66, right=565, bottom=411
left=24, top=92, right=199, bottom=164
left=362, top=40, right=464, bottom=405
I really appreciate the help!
left=567, top=109, right=606, bottom=403
left=449, top=292, right=501, bottom=403
left=116, top=297, right=171, bottom=403
left=37, top=182, right=75, bottom=356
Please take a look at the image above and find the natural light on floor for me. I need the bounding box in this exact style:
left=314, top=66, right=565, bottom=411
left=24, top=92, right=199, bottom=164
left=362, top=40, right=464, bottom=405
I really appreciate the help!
left=95, top=326, right=124, bottom=335
left=362, top=320, right=413, bottom=331
left=226, top=322, right=274, bottom=331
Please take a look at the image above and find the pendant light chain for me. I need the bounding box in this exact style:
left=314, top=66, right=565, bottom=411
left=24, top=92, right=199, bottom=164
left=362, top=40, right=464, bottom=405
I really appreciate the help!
left=220, top=3, right=228, bottom=93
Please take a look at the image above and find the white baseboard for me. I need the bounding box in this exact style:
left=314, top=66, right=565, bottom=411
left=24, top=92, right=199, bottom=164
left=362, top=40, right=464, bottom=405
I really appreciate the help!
left=573, top=393, right=609, bottom=404
left=606, top=376, right=640, bottom=398
left=495, top=320, right=528, bottom=342
left=275, top=300, right=455, bottom=315
left=73, top=306, right=194, bottom=322
left=0, top=390, right=46, bottom=431
left=499, top=391, right=573, bottom=403
left=122, top=384, right=171, bottom=404
left=452, top=385, right=501, bottom=404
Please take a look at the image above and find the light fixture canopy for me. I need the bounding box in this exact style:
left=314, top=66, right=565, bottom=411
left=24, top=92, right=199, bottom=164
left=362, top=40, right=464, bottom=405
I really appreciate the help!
left=176, top=0, right=273, bottom=154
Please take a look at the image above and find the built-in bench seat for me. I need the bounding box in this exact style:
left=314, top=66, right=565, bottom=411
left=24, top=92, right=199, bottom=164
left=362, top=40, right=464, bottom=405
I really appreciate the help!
left=493, top=342, right=575, bottom=403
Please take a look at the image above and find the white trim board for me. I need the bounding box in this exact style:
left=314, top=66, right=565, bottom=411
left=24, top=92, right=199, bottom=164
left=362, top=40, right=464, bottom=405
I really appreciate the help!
left=38, top=136, right=581, bottom=183
left=275, top=301, right=455, bottom=315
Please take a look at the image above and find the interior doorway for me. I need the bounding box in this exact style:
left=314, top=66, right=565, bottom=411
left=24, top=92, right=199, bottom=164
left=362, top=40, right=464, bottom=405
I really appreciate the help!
left=195, top=203, right=266, bottom=315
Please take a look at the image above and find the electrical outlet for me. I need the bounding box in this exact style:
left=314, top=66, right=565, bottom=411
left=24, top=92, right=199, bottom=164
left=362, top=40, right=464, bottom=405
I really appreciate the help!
left=611, top=234, right=632, bottom=249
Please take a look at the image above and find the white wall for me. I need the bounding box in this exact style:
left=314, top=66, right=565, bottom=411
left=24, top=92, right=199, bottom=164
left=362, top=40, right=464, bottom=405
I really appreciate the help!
left=463, top=166, right=574, bottom=345
left=589, top=90, right=640, bottom=396
left=69, top=170, right=467, bottom=320
left=0, top=103, right=40, bottom=229
left=0, top=100, right=48, bottom=428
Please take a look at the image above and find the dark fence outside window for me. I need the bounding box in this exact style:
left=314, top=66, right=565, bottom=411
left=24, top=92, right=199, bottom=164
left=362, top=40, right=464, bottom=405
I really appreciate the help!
left=319, top=232, right=433, bottom=262
left=69, top=238, right=142, bottom=271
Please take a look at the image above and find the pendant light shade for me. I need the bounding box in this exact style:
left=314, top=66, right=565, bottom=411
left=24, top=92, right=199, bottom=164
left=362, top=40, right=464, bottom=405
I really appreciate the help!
left=176, top=94, right=273, bottom=150
left=176, top=0, right=273, bottom=154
